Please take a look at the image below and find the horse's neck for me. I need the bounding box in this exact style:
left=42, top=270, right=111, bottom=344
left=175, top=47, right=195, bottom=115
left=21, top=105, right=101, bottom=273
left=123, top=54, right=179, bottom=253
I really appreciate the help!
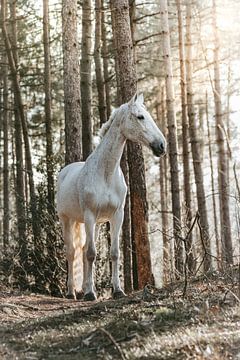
left=87, top=117, right=126, bottom=178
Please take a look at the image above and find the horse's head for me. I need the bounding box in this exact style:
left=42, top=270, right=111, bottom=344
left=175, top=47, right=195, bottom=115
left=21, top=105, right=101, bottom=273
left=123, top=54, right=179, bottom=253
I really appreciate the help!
left=120, top=92, right=166, bottom=157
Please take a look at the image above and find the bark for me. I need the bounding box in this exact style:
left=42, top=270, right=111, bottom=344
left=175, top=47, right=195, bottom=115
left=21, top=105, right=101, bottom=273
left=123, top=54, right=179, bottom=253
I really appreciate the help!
left=110, top=0, right=133, bottom=292
left=81, top=0, right=93, bottom=160
left=9, top=0, right=27, bottom=274
left=157, top=87, right=169, bottom=282
left=62, top=0, right=82, bottom=164
left=176, top=0, right=195, bottom=272
left=101, top=0, right=111, bottom=119
left=212, top=0, right=232, bottom=264
left=111, top=0, right=153, bottom=289
left=94, top=0, right=106, bottom=126
left=3, top=38, right=9, bottom=248
left=43, top=0, right=55, bottom=210
left=186, top=3, right=211, bottom=272
left=198, top=105, right=205, bottom=161
left=1, top=0, right=40, bottom=252
left=206, top=91, right=220, bottom=267
left=159, top=0, right=182, bottom=275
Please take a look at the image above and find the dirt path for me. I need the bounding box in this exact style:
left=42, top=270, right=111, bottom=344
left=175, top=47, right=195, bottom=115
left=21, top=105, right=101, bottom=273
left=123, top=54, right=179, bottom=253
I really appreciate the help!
left=0, top=278, right=240, bottom=359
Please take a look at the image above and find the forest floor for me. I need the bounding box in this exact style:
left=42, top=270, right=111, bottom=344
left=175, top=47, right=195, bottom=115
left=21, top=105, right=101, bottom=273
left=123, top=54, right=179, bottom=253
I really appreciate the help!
left=0, top=270, right=240, bottom=360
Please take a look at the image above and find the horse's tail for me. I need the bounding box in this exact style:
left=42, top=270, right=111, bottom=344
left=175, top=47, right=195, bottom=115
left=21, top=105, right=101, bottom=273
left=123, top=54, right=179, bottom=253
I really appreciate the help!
left=73, top=222, right=86, bottom=293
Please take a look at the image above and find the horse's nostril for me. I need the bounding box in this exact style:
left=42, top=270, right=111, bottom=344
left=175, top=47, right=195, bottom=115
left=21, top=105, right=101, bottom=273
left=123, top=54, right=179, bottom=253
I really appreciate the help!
left=160, top=142, right=164, bottom=151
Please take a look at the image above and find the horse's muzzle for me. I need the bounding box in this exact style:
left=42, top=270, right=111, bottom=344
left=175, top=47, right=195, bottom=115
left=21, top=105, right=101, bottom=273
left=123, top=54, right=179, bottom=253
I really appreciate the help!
left=150, top=140, right=166, bottom=157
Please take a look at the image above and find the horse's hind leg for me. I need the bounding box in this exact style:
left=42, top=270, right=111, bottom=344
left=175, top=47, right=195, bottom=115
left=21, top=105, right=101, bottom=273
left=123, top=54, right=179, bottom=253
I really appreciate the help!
left=61, top=216, right=76, bottom=299
left=74, top=223, right=86, bottom=300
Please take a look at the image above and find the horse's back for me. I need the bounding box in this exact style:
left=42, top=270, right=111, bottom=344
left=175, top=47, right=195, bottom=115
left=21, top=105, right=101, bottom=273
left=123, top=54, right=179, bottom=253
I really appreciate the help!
left=58, top=162, right=85, bottom=185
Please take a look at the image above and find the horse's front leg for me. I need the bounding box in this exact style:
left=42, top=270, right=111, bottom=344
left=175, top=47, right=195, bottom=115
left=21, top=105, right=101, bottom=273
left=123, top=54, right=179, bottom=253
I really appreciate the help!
left=110, top=208, right=126, bottom=299
left=83, top=211, right=97, bottom=301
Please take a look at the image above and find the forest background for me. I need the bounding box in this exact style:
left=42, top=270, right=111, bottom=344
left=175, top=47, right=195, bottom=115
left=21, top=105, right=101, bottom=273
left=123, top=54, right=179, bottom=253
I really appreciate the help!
left=0, top=0, right=240, bottom=296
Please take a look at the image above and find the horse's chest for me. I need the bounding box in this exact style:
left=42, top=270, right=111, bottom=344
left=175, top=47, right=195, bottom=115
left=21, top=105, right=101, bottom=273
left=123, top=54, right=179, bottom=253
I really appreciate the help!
left=84, top=185, right=121, bottom=221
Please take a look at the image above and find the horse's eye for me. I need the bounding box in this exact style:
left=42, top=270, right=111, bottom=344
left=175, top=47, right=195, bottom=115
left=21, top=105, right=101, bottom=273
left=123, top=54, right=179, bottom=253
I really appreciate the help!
left=137, top=115, right=144, bottom=120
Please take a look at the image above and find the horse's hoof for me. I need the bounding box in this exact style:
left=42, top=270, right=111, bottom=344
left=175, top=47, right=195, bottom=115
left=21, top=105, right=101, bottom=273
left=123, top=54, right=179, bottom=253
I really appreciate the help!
left=66, top=293, right=75, bottom=300
left=84, top=292, right=97, bottom=301
left=75, top=291, right=84, bottom=300
left=113, top=290, right=126, bottom=300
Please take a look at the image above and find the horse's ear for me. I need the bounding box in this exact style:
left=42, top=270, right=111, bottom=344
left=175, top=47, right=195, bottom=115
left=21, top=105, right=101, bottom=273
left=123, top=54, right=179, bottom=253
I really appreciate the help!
left=128, top=92, right=138, bottom=106
left=138, top=93, right=144, bottom=104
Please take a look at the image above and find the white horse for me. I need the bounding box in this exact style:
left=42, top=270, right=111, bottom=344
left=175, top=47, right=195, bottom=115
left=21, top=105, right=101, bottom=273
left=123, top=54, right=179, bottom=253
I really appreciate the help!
left=57, top=93, right=166, bottom=301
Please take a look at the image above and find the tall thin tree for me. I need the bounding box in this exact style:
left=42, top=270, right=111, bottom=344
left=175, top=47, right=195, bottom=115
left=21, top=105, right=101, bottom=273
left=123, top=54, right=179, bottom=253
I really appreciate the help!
left=1, top=0, right=40, bottom=256
left=185, top=3, right=211, bottom=272
left=176, top=0, right=194, bottom=272
left=111, top=0, right=153, bottom=289
left=159, top=0, right=182, bottom=275
left=101, top=0, right=111, bottom=119
left=206, top=91, right=220, bottom=266
left=62, top=0, right=82, bottom=164
left=43, top=0, right=55, bottom=210
left=157, top=86, right=169, bottom=282
left=9, top=0, right=27, bottom=277
left=81, top=0, right=93, bottom=160
left=212, top=0, right=233, bottom=264
left=94, top=0, right=106, bottom=126
left=110, top=0, right=133, bottom=293
left=2, top=31, right=9, bottom=248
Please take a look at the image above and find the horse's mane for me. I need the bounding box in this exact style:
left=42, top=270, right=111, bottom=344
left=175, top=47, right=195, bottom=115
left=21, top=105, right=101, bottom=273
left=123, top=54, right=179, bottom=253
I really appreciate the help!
left=99, top=108, right=118, bottom=138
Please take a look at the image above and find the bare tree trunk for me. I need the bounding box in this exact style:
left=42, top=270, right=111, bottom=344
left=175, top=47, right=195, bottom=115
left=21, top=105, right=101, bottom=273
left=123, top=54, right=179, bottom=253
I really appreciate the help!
left=9, top=0, right=27, bottom=278
left=2, top=37, right=9, bottom=248
left=111, top=0, right=153, bottom=289
left=62, top=0, right=82, bottom=164
left=1, top=0, right=40, bottom=252
left=101, top=0, right=111, bottom=119
left=206, top=91, right=220, bottom=267
left=94, top=0, right=106, bottom=126
left=157, top=86, right=169, bottom=282
left=186, top=3, right=211, bottom=272
left=159, top=0, right=182, bottom=275
left=226, top=59, right=231, bottom=185
left=212, top=0, right=232, bottom=264
left=198, top=105, right=205, bottom=161
left=110, top=0, right=133, bottom=292
left=176, top=0, right=195, bottom=273
left=81, top=0, right=93, bottom=160
left=43, top=0, right=55, bottom=210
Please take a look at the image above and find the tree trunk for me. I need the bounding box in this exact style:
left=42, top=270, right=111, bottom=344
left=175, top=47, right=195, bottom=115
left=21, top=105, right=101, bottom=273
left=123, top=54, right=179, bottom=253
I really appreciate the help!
left=111, top=0, right=153, bottom=289
left=185, top=3, right=211, bottom=272
left=110, top=0, right=133, bottom=293
left=94, top=0, right=106, bottom=126
left=81, top=0, right=93, bottom=160
left=2, top=36, right=9, bottom=248
left=101, top=0, right=111, bottom=119
left=176, top=0, right=195, bottom=273
left=9, top=0, right=27, bottom=279
left=212, top=0, right=233, bottom=264
left=1, top=0, right=40, bottom=255
left=206, top=91, right=220, bottom=268
left=62, top=0, right=82, bottom=164
left=157, top=86, right=169, bottom=282
left=159, top=0, right=182, bottom=275
left=43, top=0, right=55, bottom=211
